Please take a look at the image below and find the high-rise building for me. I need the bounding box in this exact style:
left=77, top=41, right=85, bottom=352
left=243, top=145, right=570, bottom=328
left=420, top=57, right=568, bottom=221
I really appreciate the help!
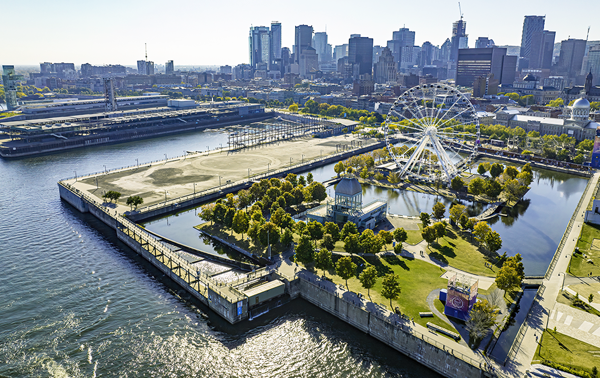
left=528, top=30, right=555, bottom=69
left=583, top=46, right=600, bottom=86
left=2, top=65, right=24, bottom=111
left=348, top=35, right=374, bottom=77
left=519, top=16, right=545, bottom=63
left=249, top=26, right=270, bottom=68
left=440, top=39, right=452, bottom=62
left=456, top=47, right=516, bottom=86
left=556, top=39, right=587, bottom=81
left=299, top=47, right=319, bottom=78
left=419, top=42, right=435, bottom=67
left=270, top=22, right=282, bottom=68
left=294, top=25, right=313, bottom=63
left=475, top=37, right=494, bottom=49
left=387, top=28, right=415, bottom=70
left=165, top=60, right=174, bottom=75
left=373, top=47, right=397, bottom=84
left=146, top=62, right=154, bottom=75
left=313, top=32, right=329, bottom=62
left=137, top=60, right=147, bottom=75
left=450, top=19, right=468, bottom=62
left=333, top=44, right=348, bottom=62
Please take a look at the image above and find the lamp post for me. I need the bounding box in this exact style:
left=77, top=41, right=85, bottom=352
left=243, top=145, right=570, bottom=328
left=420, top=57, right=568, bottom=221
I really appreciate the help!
left=136, top=158, right=139, bottom=167
left=290, top=157, right=292, bottom=167
left=74, top=171, right=77, bottom=182
left=559, top=272, right=566, bottom=291
left=220, top=143, right=222, bottom=153
left=248, top=169, right=251, bottom=180
left=219, top=176, right=222, bottom=187
left=193, top=183, right=196, bottom=193
left=184, top=150, right=187, bottom=160
left=165, top=190, right=168, bottom=201
left=164, top=153, right=167, bottom=163
left=302, top=154, right=304, bottom=164
left=103, top=165, right=106, bottom=174
left=267, top=163, right=270, bottom=175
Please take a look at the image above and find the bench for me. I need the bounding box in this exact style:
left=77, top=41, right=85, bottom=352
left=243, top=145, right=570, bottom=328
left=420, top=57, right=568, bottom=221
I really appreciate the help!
left=427, top=322, right=461, bottom=341
left=419, top=312, right=433, bottom=318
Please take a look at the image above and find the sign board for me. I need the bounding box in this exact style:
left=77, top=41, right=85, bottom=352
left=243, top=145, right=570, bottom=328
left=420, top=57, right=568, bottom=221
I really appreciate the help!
left=237, top=301, right=243, bottom=316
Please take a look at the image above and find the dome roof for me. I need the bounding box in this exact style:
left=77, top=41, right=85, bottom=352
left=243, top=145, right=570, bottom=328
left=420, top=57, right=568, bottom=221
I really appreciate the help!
left=523, top=74, right=537, bottom=82
left=335, top=177, right=362, bottom=196
left=572, top=98, right=591, bottom=109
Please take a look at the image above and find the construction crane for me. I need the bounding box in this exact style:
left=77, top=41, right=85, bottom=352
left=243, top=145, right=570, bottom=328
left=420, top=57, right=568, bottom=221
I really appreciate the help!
left=458, top=2, right=463, bottom=19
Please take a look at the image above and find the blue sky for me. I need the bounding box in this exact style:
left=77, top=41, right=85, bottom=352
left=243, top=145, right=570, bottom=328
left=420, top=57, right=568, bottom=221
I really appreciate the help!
left=4, top=0, right=599, bottom=66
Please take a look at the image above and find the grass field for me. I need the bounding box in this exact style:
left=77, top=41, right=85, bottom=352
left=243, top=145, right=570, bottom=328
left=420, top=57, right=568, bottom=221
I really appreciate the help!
left=308, top=254, right=455, bottom=332
left=533, top=329, right=600, bottom=377
left=571, top=223, right=600, bottom=277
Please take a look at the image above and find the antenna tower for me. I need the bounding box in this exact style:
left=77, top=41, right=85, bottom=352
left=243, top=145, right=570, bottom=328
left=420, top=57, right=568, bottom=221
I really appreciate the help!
left=145, top=43, right=148, bottom=61
left=458, top=2, right=463, bottom=19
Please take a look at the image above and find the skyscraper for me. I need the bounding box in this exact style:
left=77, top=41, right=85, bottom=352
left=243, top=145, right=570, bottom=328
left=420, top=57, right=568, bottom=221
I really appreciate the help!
left=475, top=37, right=494, bottom=49
left=387, top=28, right=415, bottom=70
left=313, top=32, right=329, bottom=62
left=165, top=60, right=174, bottom=75
left=270, top=22, right=282, bottom=68
left=373, top=47, right=397, bottom=84
left=348, top=35, right=373, bottom=77
left=450, top=19, right=467, bottom=62
left=2, top=65, right=24, bottom=111
left=294, top=25, right=313, bottom=63
left=519, top=16, right=545, bottom=63
left=137, top=60, right=147, bottom=75
left=556, top=39, right=587, bottom=82
left=456, top=47, right=516, bottom=86
left=249, top=26, right=270, bottom=68
left=333, top=44, right=348, bottom=62
left=528, top=30, right=555, bottom=69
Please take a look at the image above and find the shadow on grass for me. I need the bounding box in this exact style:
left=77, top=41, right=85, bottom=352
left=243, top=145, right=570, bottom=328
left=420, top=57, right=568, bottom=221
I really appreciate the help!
left=361, top=255, right=394, bottom=276
left=381, top=254, right=410, bottom=271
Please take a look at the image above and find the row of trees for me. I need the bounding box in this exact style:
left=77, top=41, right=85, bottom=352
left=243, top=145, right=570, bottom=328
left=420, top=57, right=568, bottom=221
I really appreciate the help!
left=290, top=100, right=388, bottom=124
left=468, top=162, right=533, bottom=203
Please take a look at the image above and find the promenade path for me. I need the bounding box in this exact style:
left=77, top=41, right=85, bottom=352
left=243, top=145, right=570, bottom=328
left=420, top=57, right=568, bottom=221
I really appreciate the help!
left=506, top=172, right=600, bottom=374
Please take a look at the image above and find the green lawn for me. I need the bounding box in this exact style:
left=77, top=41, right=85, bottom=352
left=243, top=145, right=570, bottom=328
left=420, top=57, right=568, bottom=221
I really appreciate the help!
left=570, top=223, right=600, bottom=277
left=556, top=291, right=600, bottom=317
left=533, top=329, right=600, bottom=377
left=425, top=228, right=499, bottom=276
left=308, top=254, right=455, bottom=332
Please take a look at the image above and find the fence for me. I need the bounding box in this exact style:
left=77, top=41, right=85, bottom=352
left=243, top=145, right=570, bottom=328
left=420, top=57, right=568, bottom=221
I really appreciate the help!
left=544, top=173, right=598, bottom=280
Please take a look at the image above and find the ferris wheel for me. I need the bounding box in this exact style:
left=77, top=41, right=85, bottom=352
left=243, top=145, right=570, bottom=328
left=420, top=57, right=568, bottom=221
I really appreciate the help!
left=383, top=84, right=480, bottom=184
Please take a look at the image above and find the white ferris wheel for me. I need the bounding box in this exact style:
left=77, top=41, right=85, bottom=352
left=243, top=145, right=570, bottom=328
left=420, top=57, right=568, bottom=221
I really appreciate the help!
left=383, top=84, right=480, bottom=184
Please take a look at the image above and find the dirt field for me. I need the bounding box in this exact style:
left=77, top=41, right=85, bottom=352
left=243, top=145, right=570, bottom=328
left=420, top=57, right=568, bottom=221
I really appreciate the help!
left=72, top=134, right=376, bottom=207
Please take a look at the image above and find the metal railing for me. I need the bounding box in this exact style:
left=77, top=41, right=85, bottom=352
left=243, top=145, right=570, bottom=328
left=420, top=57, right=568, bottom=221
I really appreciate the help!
left=544, top=174, right=598, bottom=279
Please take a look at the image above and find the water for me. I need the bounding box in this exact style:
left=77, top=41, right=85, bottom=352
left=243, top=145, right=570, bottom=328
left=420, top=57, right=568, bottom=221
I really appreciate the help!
left=489, top=288, right=538, bottom=362
left=0, top=128, right=439, bottom=377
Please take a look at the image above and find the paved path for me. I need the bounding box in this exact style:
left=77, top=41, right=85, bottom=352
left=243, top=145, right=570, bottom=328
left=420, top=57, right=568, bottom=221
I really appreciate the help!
left=506, top=172, right=600, bottom=375
left=548, top=302, right=600, bottom=348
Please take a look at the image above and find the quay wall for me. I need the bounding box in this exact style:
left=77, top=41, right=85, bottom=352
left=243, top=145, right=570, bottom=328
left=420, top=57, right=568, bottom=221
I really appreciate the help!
left=59, top=182, right=247, bottom=324
left=296, top=278, right=491, bottom=378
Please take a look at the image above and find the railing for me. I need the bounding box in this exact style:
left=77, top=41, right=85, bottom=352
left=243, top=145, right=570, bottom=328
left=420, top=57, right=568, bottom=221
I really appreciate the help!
left=501, top=284, right=546, bottom=365
left=298, top=277, right=493, bottom=375
left=544, top=173, right=598, bottom=280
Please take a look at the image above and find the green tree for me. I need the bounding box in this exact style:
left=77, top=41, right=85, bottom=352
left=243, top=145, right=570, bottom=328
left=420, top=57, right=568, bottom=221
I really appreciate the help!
left=420, top=212, right=431, bottom=227
left=432, top=201, right=445, bottom=220
left=359, top=265, right=378, bottom=298
left=421, top=226, right=437, bottom=248
left=315, top=249, right=334, bottom=276
left=465, top=218, right=476, bottom=241
left=484, top=230, right=502, bottom=253
left=343, top=233, right=361, bottom=255
left=449, top=204, right=466, bottom=225
left=334, top=161, right=345, bottom=177
left=281, top=227, right=294, bottom=246
left=489, top=163, right=504, bottom=179
left=451, top=176, right=465, bottom=192
left=288, top=104, right=298, bottom=112
left=336, top=256, right=357, bottom=288
left=379, top=230, right=394, bottom=245
left=547, top=98, right=564, bottom=107
left=495, top=261, right=521, bottom=295
left=484, top=180, right=503, bottom=198
left=393, top=228, right=408, bottom=250
left=381, top=273, right=402, bottom=308
left=103, top=190, right=122, bottom=203
left=307, top=182, right=327, bottom=202
left=295, top=235, right=315, bottom=264
left=468, top=177, right=486, bottom=196
left=387, top=171, right=400, bottom=184
left=298, top=175, right=307, bottom=187
left=126, top=195, right=144, bottom=210
left=573, top=154, right=585, bottom=164
left=198, top=203, right=215, bottom=225
left=237, top=189, right=252, bottom=211
left=224, top=207, right=235, bottom=230
left=578, top=139, right=594, bottom=152
left=341, top=221, right=359, bottom=239
left=505, top=92, right=520, bottom=101
left=314, top=228, right=333, bottom=249
left=291, top=187, right=305, bottom=205
left=433, top=222, right=446, bottom=242
left=286, top=173, right=298, bottom=187
left=473, top=221, right=492, bottom=243
left=232, top=210, right=250, bottom=238
left=477, top=163, right=488, bottom=176
left=466, top=300, right=499, bottom=344
left=270, top=207, right=287, bottom=231
left=504, top=166, right=519, bottom=180
left=307, top=221, right=324, bottom=244
left=324, top=222, right=340, bottom=242
left=258, top=222, right=280, bottom=248
left=307, top=172, right=314, bottom=184
left=459, top=213, right=469, bottom=230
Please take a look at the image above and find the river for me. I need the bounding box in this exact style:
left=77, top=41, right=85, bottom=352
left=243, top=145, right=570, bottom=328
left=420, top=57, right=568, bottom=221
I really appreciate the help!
left=0, top=128, right=440, bottom=377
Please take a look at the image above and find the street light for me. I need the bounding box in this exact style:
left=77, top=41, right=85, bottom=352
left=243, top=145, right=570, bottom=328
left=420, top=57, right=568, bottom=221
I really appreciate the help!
left=267, top=163, right=270, bottom=175
left=290, top=157, right=293, bottom=167
left=164, top=153, right=167, bottom=163
left=248, top=169, right=251, bottom=180
left=103, top=165, right=106, bottom=174
left=74, top=171, right=77, bottom=182
left=193, top=182, right=196, bottom=193
left=220, top=143, right=222, bottom=153
left=559, top=272, right=566, bottom=291
left=136, top=158, right=139, bottom=167
left=219, top=176, right=222, bottom=187
left=184, top=150, right=187, bottom=160
left=164, top=190, right=169, bottom=201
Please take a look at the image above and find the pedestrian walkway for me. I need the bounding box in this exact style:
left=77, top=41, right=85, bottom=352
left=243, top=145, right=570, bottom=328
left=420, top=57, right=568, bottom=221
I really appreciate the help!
left=548, top=302, right=600, bottom=348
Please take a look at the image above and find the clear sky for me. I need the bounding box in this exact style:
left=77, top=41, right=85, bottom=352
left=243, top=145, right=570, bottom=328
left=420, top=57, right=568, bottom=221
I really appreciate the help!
left=4, top=0, right=599, bottom=67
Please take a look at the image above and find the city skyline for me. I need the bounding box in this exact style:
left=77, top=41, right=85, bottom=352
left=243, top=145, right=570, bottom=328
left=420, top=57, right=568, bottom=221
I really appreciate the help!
left=3, top=0, right=600, bottom=66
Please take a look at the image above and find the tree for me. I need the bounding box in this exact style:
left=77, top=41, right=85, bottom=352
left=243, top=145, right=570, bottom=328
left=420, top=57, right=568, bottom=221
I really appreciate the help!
left=484, top=179, right=503, bottom=198
left=281, top=227, right=294, bottom=246
left=307, top=182, right=327, bottom=202
left=315, top=249, right=334, bottom=276
left=420, top=212, right=431, bottom=227
left=466, top=300, right=499, bottom=345
left=103, top=190, right=122, bottom=203
left=387, top=171, right=400, bottom=184
left=126, top=195, right=144, bottom=210
left=432, top=201, right=445, bottom=220
left=393, top=228, right=408, bottom=250
left=484, top=230, right=502, bottom=253
left=336, top=256, right=357, bottom=288
left=213, top=202, right=228, bottom=224
left=295, top=235, right=315, bottom=264
left=232, top=210, right=250, bottom=238
left=573, top=153, right=585, bottom=164
left=224, top=207, right=235, bottom=230
left=468, top=177, right=486, bottom=196
left=360, top=229, right=384, bottom=254
left=288, top=104, right=298, bottom=112
left=334, top=161, right=345, bottom=177
left=286, top=173, right=298, bottom=187
left=578, top=139, right=594, bottom=152
left=237, top=189, right=252, bottom=211
left=307, top=172, right=314, bottom=184
left=504, top=166, right=519, bottom=180
left=258, top=222, right=280, bottom=248
left=381, top=273, right=401, bottom=308
left=379, top=230, right=394, bottom=245
left=291, top=187, right=305, bottom=205
left=473, top=221, right=492, bottom=243
left=270, top=207, right=287, bottom=230
left=449, top=204, right=467, bottom=225
left=307, top=221, right=324, bottom=244
left=465, top=218, right=476, bottom=241
left=451, top=176, right=465, bottom=192
left=547, top=98, right=564, bottom=107
left=503, top=178, right=524, bottom=203
left=298, top=175, right=307, bottom=187
left=489, top=163, right=504, bottom=179
left=359, top=265, right=378, bottom=298
left=433, top=222, right=446, bottom=242
left=495, top=253, right=524, bottom=294
left=340, top=221, right=358, bottom=239
left=477, top=163, right=488, bottom=176
left=198, top=203, right=215, bottom=225
left=421, top=226, right=437, bottom=248
left=343, top=234, right=362, bottom=255
left=324, top=222, right=340, bottom=242
left=321, top=234, right=335, bottom=251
